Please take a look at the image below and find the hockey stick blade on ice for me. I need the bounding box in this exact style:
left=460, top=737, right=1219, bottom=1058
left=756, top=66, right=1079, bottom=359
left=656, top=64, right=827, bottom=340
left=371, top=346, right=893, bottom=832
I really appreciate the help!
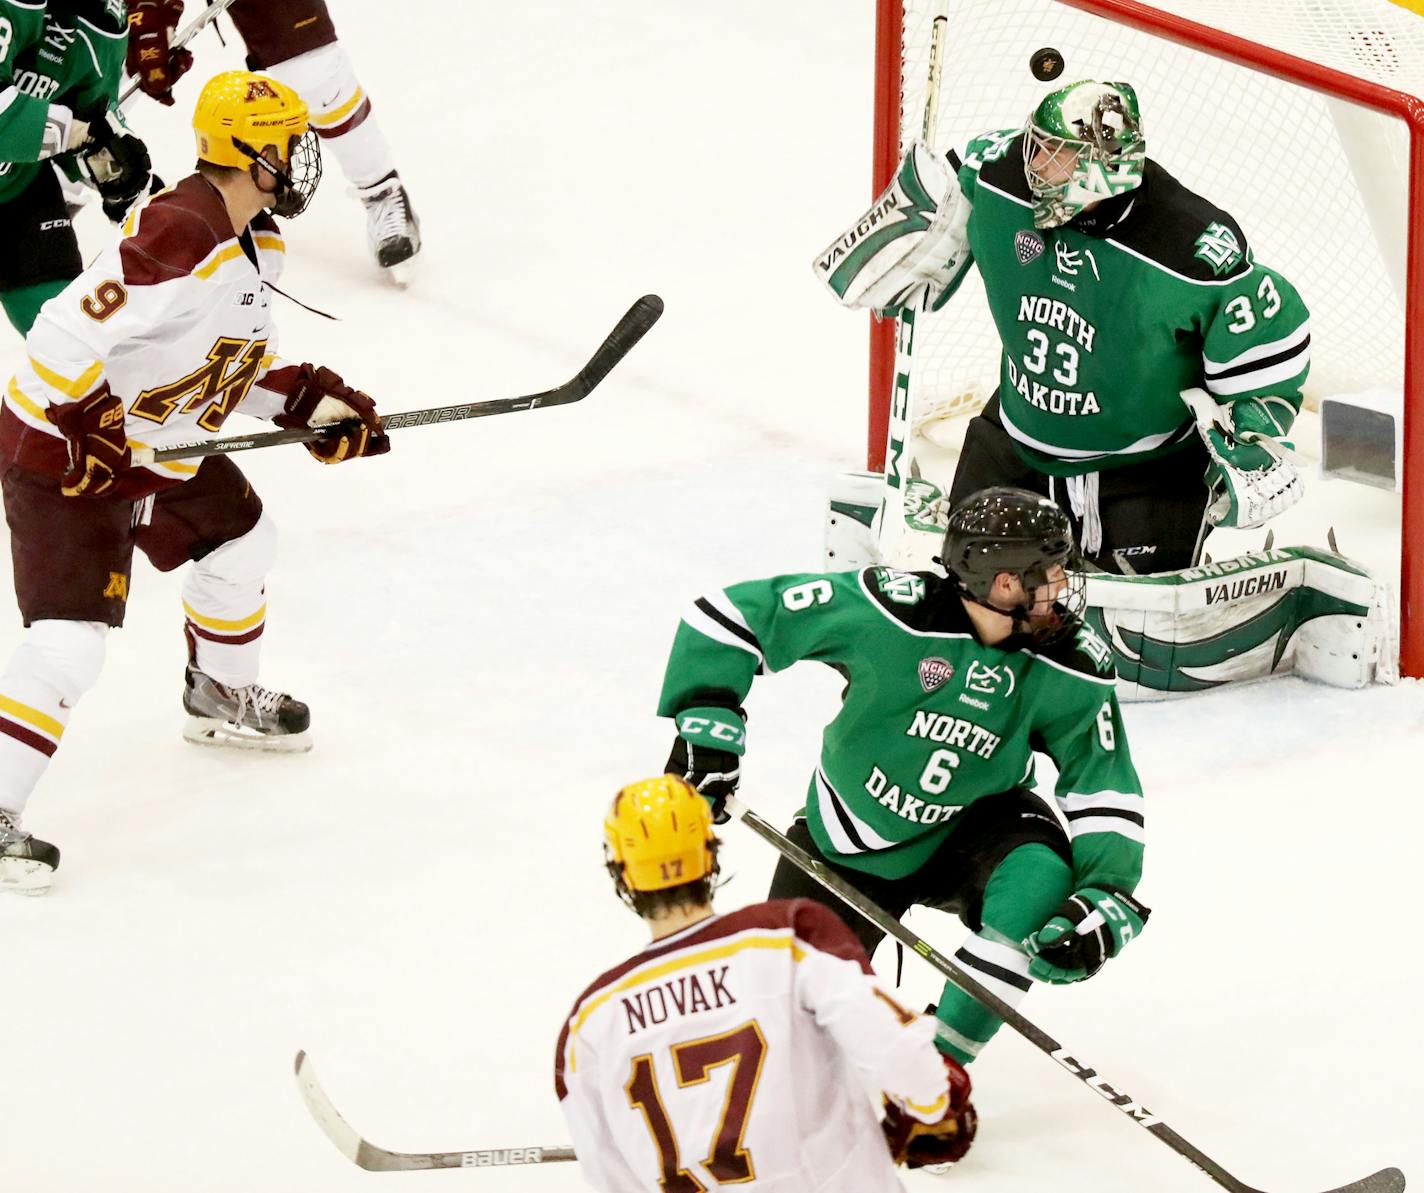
left=135, top=294, right=664, bottom=466
left=294, top=1051, right=576, bottom=1172
left=723, top=797, right=1405, bottom=1193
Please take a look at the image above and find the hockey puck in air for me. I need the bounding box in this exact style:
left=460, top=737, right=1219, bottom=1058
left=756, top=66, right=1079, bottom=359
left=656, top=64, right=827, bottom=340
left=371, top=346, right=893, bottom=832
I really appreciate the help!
left=1030, top=47, right=1065, bottom=81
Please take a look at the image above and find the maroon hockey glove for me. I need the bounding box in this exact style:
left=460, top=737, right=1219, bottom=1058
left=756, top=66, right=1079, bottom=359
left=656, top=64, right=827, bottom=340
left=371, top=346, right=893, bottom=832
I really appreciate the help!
left=48, top=384, right=131, bottom=498
left=125, top=0, right=193, bottom=106
left=271, top=364, right=391, bottom=465
left=882, top=1051, right=977, bottom=1168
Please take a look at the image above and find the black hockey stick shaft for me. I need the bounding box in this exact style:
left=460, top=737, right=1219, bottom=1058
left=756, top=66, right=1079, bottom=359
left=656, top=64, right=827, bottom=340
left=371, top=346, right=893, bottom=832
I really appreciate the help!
left=138, top=294, right=664, bottom=465
left=294, top=1051, right=576, bottom=1172
left=724, top=797, right=1404, bottom=1193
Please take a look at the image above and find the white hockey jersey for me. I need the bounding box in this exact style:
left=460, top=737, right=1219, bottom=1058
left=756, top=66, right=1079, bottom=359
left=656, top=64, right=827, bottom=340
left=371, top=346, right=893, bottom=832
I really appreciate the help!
left=2, top=174, right=298, bottom=498
left=555, top=899, right=950, bottom=1192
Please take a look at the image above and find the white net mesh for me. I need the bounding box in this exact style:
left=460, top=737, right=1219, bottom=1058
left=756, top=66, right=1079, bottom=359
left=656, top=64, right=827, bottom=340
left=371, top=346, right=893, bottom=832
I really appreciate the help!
left=893, top=0, right=1424, bottom=432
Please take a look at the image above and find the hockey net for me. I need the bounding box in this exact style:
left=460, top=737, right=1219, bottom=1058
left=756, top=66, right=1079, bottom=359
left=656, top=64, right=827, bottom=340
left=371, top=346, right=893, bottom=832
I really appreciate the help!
left=870, top=0, right=1424, bottom=676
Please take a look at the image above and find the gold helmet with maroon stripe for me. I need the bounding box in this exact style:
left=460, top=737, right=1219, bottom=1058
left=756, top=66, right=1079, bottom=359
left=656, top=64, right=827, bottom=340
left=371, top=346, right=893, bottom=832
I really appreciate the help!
left=604, top=775, right=718, bottom=908
left=192, top=71, right=322, bottom=217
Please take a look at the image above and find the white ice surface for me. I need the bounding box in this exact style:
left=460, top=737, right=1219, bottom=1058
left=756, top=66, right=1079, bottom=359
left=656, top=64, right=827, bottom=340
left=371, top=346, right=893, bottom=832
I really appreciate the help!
left=3, top=3, right=1421, bottom=1191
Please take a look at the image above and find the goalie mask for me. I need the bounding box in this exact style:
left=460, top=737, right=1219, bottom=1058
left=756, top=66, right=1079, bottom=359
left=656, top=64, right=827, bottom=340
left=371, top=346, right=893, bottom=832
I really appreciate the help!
left=1024, top=80, right=1145, bottom=230
left=604, top=776, right=719, bottom=910
left=193, top=71, right=323, bottom=218
left=938, top=486, right=1085, bottom=642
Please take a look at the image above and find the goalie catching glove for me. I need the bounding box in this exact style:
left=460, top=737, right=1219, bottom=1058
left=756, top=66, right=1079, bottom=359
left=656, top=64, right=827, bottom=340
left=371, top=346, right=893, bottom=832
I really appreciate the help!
left=270, top=364, right=390, bottom=464
left=1024, top=886, right=1150, bottom=984
left=1184, top=389, right=1304, bottom=529
left=882, top=1050, right=977, bottom=1168
left=812, top=142, right=973, bottom=317
left=664, top=706, right=746, bottom=823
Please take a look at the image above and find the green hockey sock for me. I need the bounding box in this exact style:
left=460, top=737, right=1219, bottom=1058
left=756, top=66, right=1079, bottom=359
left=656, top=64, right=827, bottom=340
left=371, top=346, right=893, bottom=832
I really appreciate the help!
left=2, top=280, right=66, bottom=336
left=935, top=843, right=1073, bottom=1063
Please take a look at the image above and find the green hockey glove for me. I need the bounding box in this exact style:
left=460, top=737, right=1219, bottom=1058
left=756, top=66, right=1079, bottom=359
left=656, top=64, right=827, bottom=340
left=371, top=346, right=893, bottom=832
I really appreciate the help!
left=665, top=706, right=746, bottom=823
left=1024, top=886, right=1150, bottom=984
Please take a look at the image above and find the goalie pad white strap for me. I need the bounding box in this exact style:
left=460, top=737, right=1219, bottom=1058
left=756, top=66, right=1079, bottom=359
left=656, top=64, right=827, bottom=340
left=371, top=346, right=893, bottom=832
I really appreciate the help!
left=812, top=142, right=972, bottom=312
left=1083, top=546, right=1391, bottom=701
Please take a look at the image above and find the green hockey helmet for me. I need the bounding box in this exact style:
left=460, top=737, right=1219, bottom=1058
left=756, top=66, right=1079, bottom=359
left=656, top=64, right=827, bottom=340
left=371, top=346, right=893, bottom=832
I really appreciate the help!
left=1024, top=79, right=1145, bottom=229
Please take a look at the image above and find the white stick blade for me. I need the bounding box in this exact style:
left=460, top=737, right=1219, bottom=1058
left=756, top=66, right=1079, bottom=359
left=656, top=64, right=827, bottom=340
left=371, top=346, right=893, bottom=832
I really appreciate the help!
left=293, top=1051, right=364, bottom=1164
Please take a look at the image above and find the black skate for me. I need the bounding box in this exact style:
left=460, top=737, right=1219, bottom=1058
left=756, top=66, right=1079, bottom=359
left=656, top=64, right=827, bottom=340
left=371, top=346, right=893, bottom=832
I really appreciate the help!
left=182, top=666, right=312, bottom=753
left=357, top=170, right=421, bottom=278
left=0, top=808, right=59, bottom=895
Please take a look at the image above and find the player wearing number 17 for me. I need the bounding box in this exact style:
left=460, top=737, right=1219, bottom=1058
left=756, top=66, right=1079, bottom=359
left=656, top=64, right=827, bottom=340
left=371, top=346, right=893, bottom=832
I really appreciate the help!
left=0, top=71, right=389, bottom=894
left=555, top=775, right=975, bottom=1190
left=660, top=488, right=1149, bottom=1068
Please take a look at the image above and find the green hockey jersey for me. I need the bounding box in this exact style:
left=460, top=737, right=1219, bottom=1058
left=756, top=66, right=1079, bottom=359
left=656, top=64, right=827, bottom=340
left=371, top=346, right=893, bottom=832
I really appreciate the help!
left=658, top=567, right=1144, bottom=890
left=0, top=0, right=127, bottom=204
left=943, top=129, right=1310, bottom=476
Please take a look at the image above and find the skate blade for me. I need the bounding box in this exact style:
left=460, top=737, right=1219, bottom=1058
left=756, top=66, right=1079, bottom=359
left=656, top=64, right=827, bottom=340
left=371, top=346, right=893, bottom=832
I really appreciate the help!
left=0, top=856, right=55, bottom=895
left=382, top=256, right=417, bottom=289
left=183, top=716, right=312, bottom=754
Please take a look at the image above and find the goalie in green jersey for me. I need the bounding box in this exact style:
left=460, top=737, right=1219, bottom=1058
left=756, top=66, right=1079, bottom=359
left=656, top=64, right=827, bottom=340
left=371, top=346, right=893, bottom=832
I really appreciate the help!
left=815, top=78, right=1309, bottom=571
left=658, top=487, right=1150, bottom=1066
left=0, top=0, right=153, bottom=337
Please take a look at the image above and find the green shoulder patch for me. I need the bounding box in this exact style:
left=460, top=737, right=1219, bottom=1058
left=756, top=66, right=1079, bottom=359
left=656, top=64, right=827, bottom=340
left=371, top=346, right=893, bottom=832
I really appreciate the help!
left=872, top=568, right=927, bottom=606
left=1075, top=621, right=1115, bottom=674
left=1193, top=222, right=1243, bottom=275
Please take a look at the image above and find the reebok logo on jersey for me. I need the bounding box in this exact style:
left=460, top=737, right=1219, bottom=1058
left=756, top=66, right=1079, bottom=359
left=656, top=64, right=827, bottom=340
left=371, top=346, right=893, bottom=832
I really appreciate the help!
left=918, top=657, right=954, bottom=692
left=1015, top=229, right=1045, bottom=264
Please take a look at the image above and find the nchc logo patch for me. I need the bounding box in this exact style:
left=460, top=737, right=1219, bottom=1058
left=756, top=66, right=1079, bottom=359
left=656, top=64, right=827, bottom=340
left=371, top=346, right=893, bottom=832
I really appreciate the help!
left=918, top=657, right=955, bottom=693
left=1015, top=229, right=1046, bottom=264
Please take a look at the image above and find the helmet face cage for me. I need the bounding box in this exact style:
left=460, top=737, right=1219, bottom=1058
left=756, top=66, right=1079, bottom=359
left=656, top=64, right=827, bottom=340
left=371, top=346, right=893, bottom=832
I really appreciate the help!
left=234, top=129, right=322, bottom=218
left=1024, top=81, right=1145, bottom=229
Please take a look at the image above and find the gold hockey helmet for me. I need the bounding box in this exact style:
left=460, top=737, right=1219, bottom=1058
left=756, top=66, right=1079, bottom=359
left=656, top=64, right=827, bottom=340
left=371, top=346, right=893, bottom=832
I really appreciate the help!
left=604, top=775, right=718, bottom=902
left=192, top=71, right=322, bottom=216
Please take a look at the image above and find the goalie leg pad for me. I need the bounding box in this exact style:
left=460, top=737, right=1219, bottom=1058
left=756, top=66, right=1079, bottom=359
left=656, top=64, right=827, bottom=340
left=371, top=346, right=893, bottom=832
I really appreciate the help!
left=1082, top=545, right=1390, bottom=700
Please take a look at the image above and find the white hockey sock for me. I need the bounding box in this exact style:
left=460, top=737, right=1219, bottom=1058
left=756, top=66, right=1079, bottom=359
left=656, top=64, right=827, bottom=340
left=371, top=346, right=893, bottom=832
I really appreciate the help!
left=182, top=513, right=277, bottom=689
left=266, top=42, right=399, bottom=190
left=0, top=620, right=108, bottom=819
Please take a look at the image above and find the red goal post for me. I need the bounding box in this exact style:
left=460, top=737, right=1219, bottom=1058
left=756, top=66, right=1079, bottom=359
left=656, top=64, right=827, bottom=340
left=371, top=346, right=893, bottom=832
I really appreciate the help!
left=869, top=0, right=1424, bottom=677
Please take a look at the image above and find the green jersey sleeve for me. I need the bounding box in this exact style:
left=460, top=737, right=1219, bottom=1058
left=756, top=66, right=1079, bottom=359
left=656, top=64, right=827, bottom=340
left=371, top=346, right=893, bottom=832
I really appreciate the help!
left=1200, top=263, right=1310, bottom=428
left=657, top=571, right=859, bottom=720
left=953, top=127, right=1023, bottom=203
left=0, top=4, right=126, bottom=165
left=1034, top=633, right=1145, bottom=893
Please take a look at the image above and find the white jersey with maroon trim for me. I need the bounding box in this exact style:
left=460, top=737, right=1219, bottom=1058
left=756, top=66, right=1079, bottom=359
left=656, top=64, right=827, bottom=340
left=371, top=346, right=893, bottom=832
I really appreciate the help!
left=2, top=174, right=296, bottom=498
left=554, top=899, right=949, bottom=1192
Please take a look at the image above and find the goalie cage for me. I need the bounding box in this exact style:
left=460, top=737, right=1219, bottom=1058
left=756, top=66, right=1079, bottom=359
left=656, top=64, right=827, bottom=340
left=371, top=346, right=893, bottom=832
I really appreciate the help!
left=868, top=0, right=1424, bottom=678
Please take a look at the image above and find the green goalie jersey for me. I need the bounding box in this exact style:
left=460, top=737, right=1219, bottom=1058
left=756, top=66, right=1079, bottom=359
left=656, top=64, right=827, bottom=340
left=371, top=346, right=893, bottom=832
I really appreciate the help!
left=658, top=567, right=1144, bottom=891
left=0, top=0, right=127, bottom=204
left=942, top=128, right=1310, bottom=476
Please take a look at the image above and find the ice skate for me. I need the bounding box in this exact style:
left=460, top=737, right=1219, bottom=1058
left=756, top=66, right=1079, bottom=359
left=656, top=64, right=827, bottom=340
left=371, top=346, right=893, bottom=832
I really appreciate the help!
left=356, top=170, right=421, bottom=282
left=0, top=808, right=59, bottom=895
left=182, top=666, right=312, bottom=753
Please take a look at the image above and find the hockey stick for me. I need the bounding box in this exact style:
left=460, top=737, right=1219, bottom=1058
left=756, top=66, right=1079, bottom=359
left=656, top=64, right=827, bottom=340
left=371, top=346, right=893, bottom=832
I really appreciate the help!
left=117, top=0, right=242, bottom=107
left=132, top=294, right=663, bottom=466
left=723, top=796, right=1405, bottom=1193
left=294, top=1051, right=576, bottom=1172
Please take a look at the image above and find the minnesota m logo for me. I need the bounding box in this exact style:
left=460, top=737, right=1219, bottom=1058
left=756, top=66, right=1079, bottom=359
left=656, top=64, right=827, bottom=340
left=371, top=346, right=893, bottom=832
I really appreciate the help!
left=104, top=572, right=128, bottom=601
